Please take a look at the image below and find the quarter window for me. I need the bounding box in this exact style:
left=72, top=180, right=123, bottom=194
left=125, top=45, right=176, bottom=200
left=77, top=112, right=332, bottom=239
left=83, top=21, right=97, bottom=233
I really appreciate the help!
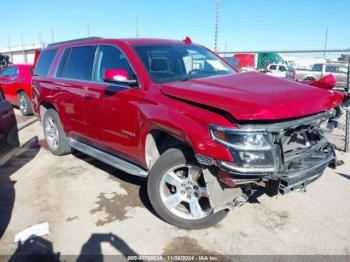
left=59, top=46, right=96, bottom=81
left=34, top=49, right=57, bottom=77
left=93, top=45, right=135, bottom=83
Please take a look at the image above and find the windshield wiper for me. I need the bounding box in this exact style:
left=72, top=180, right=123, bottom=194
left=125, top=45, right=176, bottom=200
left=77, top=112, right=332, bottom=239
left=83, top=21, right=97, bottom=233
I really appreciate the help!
left=178, top=76, right=191, bottom=82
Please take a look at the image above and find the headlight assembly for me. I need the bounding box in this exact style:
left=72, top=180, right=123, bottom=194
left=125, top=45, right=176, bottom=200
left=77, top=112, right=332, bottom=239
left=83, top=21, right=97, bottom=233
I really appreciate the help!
left=209, top=125, right=276, bottom=174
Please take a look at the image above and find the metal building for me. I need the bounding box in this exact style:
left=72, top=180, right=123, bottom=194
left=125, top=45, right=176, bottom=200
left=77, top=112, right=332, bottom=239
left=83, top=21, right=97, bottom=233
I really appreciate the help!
left=0, top=43, right=43, bottom=64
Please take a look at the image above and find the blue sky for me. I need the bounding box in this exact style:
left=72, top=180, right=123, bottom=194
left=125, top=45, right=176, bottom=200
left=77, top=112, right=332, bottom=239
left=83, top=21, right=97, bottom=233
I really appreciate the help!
left=1, top=0, right=349, bottom=51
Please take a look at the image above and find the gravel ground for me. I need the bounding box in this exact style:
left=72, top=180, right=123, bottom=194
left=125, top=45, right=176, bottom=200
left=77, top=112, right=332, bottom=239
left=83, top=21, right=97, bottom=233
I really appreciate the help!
left=0, top=109, right=349, bottom=259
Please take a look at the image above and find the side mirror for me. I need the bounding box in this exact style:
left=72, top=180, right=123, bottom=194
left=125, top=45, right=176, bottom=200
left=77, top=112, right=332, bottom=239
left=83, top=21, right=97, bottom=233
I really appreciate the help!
left=103, top=69, right=137, bottom=86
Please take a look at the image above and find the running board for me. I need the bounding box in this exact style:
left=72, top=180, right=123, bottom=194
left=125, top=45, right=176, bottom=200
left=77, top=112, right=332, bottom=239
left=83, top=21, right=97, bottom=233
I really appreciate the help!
left=69, top=138, right=148, bottom=178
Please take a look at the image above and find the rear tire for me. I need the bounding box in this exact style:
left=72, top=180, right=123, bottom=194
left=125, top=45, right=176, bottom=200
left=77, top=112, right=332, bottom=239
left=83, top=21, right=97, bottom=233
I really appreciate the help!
left=43, top=109, right=71, bottom=156
left=147, top=146, right=228, bottom=229
left=18, top=92, right=33, bottom=116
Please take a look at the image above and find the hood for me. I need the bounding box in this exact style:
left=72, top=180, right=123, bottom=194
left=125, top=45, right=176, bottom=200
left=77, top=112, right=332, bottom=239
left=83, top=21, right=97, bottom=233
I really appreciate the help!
left=160, top=72, right=344, bottom=121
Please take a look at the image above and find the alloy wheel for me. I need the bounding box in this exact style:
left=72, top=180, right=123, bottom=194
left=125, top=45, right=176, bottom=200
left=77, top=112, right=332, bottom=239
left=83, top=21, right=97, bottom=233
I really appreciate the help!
left=45, top=116, right=59, bottom=150
left=159, top=164, right=212, bottom=220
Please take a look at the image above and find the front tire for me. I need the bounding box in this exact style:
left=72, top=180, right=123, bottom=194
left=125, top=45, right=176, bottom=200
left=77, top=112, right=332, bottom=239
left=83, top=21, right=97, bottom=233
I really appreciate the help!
left=43, top=109, right=71, bottom=156
left=304, top=76, right=316, bottom=81
left=18, top=92, right=33, bottom=116
left=147, top=146, right=227, bottom=229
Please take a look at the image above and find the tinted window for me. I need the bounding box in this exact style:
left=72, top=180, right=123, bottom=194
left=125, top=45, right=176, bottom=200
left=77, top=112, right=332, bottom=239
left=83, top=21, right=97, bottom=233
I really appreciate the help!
left=34, top=49, right=57, bottom=77
left=0, top=66, right=18, bottom=77
left=325, top=65, right=337, bottom=73
left=269, top=65, right=277, bottom=70
left=56, top=48, right=71, bottom=77
left=60, top=46, right=96, bottom=81
left=94, top=45, right=135, bottom=82
left=279, top=65, right=286, bottom=72
left=312, top=64, right=323, bottom=72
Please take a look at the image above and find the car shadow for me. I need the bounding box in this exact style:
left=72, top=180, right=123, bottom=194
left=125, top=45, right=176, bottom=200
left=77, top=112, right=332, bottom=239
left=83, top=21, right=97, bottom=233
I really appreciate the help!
left=7, top=234, right=140, bottom=262
left=0, top=137, right=41, bottom=239
left=71, top=151, right=158, bottom=219
left=335, top=172, right=350, bottom=181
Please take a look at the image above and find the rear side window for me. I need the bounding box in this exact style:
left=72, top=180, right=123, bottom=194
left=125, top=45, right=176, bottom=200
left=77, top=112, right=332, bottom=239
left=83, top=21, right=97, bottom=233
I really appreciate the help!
left=279, top=65, right=286, bottom=72
left=0, top=66, right=18, bottom=77
left=34, top=49, right=57, bottom=77
left=58, top=46, right=96, bottom=81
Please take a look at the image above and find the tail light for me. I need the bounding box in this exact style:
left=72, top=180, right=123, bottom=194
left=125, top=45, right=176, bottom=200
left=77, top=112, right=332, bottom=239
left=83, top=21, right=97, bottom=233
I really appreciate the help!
left=33, top=50, right=41, bottom=69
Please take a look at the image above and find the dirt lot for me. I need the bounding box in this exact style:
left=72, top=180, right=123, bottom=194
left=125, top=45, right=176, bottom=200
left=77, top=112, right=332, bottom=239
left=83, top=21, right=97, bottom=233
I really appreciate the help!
left=0, top=109, right=350, bottom=259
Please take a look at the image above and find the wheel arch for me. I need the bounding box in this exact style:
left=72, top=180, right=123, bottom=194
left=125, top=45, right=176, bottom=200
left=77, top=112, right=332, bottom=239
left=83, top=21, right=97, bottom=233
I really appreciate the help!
left=40, top=101, right=57, bottom=122
left=144, top=129, right=194, bottom=170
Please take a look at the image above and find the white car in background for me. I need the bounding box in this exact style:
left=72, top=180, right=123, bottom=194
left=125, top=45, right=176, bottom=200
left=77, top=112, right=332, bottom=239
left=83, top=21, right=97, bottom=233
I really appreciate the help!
left=263, top=63, right=296, bottom=79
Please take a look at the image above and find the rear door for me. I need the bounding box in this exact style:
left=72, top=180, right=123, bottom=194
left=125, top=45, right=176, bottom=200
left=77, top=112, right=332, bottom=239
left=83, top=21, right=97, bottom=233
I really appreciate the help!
left=0, top=88, right=19, bottom=162
left=325, top=65, right=347, bottom=87
left=54, top=45, right=96, bottom=140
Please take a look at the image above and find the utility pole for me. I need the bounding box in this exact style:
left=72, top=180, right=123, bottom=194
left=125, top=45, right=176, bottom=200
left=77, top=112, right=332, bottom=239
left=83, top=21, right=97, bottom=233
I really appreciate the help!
left=87, top=24, right=90, bottom=37
left=136, top=17, right=139, bottom=38
left=51, top=28, right=55, bottom=43
left=8, top=38, right=13, bottom=62
left=39, top=32, right=43, bottom=46
left=214, top=0, right=220, bottom=52
left=323, top=27, right=328, bottom=57
left=21, top=35, right=27, bottom=63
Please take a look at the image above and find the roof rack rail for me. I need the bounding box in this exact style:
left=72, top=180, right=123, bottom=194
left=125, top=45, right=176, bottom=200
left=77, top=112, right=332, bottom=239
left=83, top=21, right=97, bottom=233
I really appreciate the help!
left=47, top=37, right=103, bottom=48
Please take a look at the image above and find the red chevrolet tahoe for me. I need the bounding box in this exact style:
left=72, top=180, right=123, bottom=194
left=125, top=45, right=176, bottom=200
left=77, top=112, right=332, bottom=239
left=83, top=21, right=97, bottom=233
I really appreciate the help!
left=0, top=64, right=34, bottom=115
left=32, top=37, right=346, bottom=229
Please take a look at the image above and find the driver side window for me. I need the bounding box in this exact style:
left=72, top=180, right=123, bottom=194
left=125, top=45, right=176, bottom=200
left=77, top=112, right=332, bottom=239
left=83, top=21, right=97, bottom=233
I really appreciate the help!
left=93, top=45, right=135, bottom=83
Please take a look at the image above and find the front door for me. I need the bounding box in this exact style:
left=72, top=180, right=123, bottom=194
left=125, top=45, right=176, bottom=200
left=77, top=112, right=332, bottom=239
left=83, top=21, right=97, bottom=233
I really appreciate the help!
left=84, top=45, right=142, bottom=165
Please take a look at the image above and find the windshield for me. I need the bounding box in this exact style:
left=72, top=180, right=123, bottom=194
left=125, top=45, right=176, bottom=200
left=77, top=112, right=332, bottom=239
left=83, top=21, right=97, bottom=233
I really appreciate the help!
left=133, top=44, right=234, bottom=83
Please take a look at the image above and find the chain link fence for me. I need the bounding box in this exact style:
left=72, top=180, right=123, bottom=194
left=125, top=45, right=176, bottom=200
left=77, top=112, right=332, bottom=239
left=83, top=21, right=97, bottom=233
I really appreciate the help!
left=218, top=49, right=350, bottom=152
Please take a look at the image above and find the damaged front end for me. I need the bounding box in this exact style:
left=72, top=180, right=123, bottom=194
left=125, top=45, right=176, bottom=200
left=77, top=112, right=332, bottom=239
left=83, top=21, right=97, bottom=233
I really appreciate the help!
left=197, top=109, right=343, bottom=211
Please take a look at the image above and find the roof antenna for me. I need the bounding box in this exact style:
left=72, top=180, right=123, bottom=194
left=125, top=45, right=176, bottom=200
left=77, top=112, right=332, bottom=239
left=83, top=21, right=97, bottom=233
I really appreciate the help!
left=183, top=36, right=192, bottom=44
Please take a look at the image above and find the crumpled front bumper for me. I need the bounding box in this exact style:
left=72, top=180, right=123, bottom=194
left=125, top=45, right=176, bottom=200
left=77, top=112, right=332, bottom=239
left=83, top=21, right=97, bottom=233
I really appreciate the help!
left=277, top=147, right=334, bottom=194
left=209, top=110, right=340, bottom=194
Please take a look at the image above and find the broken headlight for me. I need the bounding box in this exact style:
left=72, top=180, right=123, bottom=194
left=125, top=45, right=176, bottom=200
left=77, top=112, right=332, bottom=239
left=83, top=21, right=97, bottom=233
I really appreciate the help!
left=209, top=125, right=276, bottom=174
